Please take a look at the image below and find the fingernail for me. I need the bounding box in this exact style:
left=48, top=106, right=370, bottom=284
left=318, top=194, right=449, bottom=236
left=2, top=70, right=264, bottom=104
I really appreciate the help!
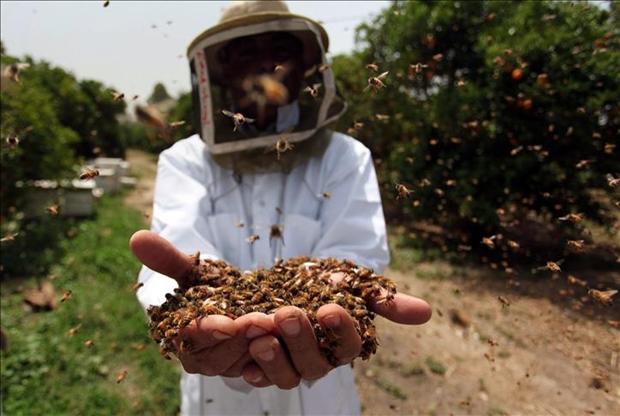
left=246, top=325, right=267, bottom=339
left=247, top=373, right=262, bottom=383
left=279, top=317, right=301, bottom=336
left=257, top=348, right=275, bottom=362
left=323, top=314, right=341, bottom=328
left=213, top=330, right=233, bottom=340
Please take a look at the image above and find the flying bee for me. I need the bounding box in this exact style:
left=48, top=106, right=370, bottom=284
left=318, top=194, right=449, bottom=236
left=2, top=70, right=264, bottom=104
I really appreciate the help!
left=365, top=63, right=379, bottom=72
left=353, top=121, right=364, bottom=130
left=457, top=79, right=465, bottom=87
left=567, top=275, right=587, bottom=287
left=111, top=91, right=125, bottom=102
left=507, top=240, right=520, bottom=250
left=84, top=339, right=95, bottom=348
left=575, top=160, right=592, bottom=169
left=432, top=54, right=444, bottom=62
left=116, top=369, right=128, bottom=384
left=320, top=192, right=331, bottom=199
left=606, top=174, right=619, bottom=188
left=375, top=114, right=390, bottom=121
left=364, top=71, right=389, bottom=92
left=303, top=83, right=322, bottom=98
left=546, top=261, right=562, bottom=272
left=47, top=204, right=60, bottom=216
left=169, top=120, right=186, bottom=128
left=132, top=282, right=144, bottom=292
left=103, top=0, right=110, bottom=7
left=60, top=289, right=72, bottom=303
left=80, top=167, right=100, bottom=180
left=395, top=184, right=412, bottom=199
left=481, top=236, right=497, bottom=249
left=246, top=234, right=260, bottom=244
left=269, top=224, right=284, bottom=247
left=497, top=295, right=510, bottom=307
left=235, top=221, right=245, bottom=228
left=318, top=64, right=329, bottom=73
left=272, top=137, right=294, bottom=160
left=2, top=62, right=30, bottom=83
left=558, top=213, right=583, bottom=224
left=5, top=134, right=19, bottom=149
left=221, top=110, right=255, bottom=132
left=67, top=324, right=81, bottom=337
left=566, top=240, right=585, bottom=252
left=588, top=289, right=617, bottom=306
left=409, top=63, right=428, bottom=74
left=0, top=232, right=18, bottom=243
left=132, top=94, right=139, bottom=100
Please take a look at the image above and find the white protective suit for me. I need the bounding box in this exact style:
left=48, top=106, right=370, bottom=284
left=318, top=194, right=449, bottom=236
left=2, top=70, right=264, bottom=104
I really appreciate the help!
left=136, top=129, right=389, bottom=415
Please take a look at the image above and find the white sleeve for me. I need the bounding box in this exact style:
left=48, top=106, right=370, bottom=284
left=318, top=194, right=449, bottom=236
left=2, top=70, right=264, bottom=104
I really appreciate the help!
left=136, top=147, right=223, bottom=312
left=312, top=142, right=390, bottom=273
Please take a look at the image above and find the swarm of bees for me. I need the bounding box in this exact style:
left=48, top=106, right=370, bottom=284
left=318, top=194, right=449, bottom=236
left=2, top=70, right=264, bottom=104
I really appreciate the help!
left=221, top=110, right=255, bottom=132
left=147, top=256, right=397, bottom=366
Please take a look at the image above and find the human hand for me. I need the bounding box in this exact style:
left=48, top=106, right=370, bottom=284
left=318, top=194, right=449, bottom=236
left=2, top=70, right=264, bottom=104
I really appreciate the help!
left=241, top=272, right=432, bottom=389
left=130, top=230, right=272, bottom=377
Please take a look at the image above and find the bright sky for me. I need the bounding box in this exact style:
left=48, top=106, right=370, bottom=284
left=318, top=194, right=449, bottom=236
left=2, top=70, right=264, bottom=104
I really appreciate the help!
left=1, top=0, right=390, bottom=103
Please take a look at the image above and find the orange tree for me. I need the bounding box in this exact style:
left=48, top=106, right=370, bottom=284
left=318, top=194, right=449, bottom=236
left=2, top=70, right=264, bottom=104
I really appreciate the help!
left=332, top=1, right=619, bottom=264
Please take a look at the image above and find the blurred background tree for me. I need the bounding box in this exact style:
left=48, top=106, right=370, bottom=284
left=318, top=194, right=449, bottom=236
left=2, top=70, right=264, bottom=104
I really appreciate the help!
left=332, top=0, right=619, bottom=266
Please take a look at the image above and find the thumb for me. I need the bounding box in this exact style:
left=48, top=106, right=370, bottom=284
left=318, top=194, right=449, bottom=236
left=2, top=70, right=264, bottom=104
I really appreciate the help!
left=129, top=230, right=194, bottom=288
left=370, top=292, right=432, bottom=325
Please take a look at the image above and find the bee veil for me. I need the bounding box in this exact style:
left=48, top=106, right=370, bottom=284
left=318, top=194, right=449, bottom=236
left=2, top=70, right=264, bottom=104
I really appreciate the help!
left=186, top=0, right=345, bottom=170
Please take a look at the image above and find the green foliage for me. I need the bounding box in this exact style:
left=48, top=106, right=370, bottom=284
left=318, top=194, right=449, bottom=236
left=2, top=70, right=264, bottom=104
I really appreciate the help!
left=333, top=1, right=620, bottom=261
left=0, top=196, right=180, bottom=415
left=168, top=91, right=197, bottom=142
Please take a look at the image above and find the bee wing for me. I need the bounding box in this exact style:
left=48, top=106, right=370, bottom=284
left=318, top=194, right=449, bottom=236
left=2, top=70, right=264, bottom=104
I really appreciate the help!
left=312, top=83, right=322, bottom=90
left=377, top=71, right=389, bottom=80
left=245, top=117, right=255, bottom=123
left=221, top=109, right=234, bottom=117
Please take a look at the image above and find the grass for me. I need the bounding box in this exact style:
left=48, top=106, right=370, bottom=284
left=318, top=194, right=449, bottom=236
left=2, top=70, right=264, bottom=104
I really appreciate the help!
left=425, top=356, right=447, bottom=376
left=1, top=194, right=180, bottom=415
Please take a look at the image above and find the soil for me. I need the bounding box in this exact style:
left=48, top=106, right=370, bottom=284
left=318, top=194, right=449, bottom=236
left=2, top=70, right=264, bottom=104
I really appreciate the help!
left=124, top=150, right=620, bottom=416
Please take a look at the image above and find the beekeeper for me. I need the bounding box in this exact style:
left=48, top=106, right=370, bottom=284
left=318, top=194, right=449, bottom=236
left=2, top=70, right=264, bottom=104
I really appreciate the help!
left=130, top=1, right=432, bottom=415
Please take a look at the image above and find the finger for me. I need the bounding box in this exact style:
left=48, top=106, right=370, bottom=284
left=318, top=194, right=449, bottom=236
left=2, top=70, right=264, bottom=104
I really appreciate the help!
left=274, top=306, right=331, bottom=380
left=129, top=230, right=193, bottom=287
left=241, top=362, right=273, bottom=388
left=370, top=291, right=432, bottom=325
left=249, top=335, right=300, bottom=390
left=179, top=315, right=236, bottom=353
left=221, top=352, right=253, bottom=377
left=317, top=304, right=362, bottom=364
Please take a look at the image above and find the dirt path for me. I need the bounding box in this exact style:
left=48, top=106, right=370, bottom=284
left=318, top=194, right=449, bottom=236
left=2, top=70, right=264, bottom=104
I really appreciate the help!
left=123, top=150, right=619, bottom=416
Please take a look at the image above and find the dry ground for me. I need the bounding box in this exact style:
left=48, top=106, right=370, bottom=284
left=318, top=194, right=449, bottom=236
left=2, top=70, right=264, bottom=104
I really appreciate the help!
left=124, top=150, right=619, bottom=416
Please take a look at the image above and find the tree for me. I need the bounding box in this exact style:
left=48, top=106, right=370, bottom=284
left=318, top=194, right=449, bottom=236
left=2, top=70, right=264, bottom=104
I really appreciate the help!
left=332, top=1, right=619, bottom=263
left=148, top=82, right=172, bottom=104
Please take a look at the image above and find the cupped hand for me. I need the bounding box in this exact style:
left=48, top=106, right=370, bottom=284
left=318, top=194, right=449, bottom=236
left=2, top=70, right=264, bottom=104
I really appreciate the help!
left=242, top=272, right=432, bottom=389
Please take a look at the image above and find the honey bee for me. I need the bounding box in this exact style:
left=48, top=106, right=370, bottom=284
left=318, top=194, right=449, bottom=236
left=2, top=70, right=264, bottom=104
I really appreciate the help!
left=588, top=289, right=618, bottom=306
left=375, top=114, right=390, bottom=121
left=272, top=137, right=294, bottom=160
left=457, top=79, right=465, bottom=87
left=497, top=296, right=510, bottom=307
left=274, top=64, right=286, bottom=73
left=116, top=369, right=128, bottom=384
left=246, top=234, right=260, bottom=244
left=365, top=63, right=379, bottom=72
left=111, top=91, right=125, bottom=102
left=47, top=204, right=60, bottom=216
left=60, top=289, right=72, bottom=303
left=558, top=213, right=583, bottom=224
left=318, top=64, right=329, bottom=73
left=84, top=339, right=95, bottom=348
left=103, top=0, right=110, bottom=7
left=221, top=110, right=255, bottom=131
left=566, top=240, right=585, bottom=252
left=235, top=221, right=245, bottom=228
left=507, top=240, right=520, bottom=250
left=575, top=160, right=592, bottom=169
left=132, top=94, right=139, bottom=100
left=5, top=134, right=19, bottom=149
left=364, top=71, right=389, bottom=92
left=606, top=174, right=619, bottom=188
left=269, top=224, right=284, bottom=246
left=80, top=167, right=100, bottom=180
left=303, top=83, right=322, bottom=98
left=481, top=236, right=497, bottom=249
left=353, top=121, right=364, bottom=130
left=132, top=282, right=144, bottom=292
left=409, top=63, right=428, bottom=74
left=395, top=184, right=412, bottom=199
left=169, top=120, right=186, bottom=128
left=1, top=232, right=19, bottom=243
left=2, top=62, right=30, bottom=83
left=546, top=261, right=562, bottom=272
left=320, top=192, right=331, bottom=199
left=567, top=275, right=587, bottom=287
left=432, top=54, right=444, bottom=62
left=66, top=324, right=81, bottom=337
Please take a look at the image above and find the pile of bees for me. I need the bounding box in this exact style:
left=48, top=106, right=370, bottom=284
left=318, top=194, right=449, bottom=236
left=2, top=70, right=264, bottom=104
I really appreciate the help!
left=148, top=255, right=397, bottom=366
